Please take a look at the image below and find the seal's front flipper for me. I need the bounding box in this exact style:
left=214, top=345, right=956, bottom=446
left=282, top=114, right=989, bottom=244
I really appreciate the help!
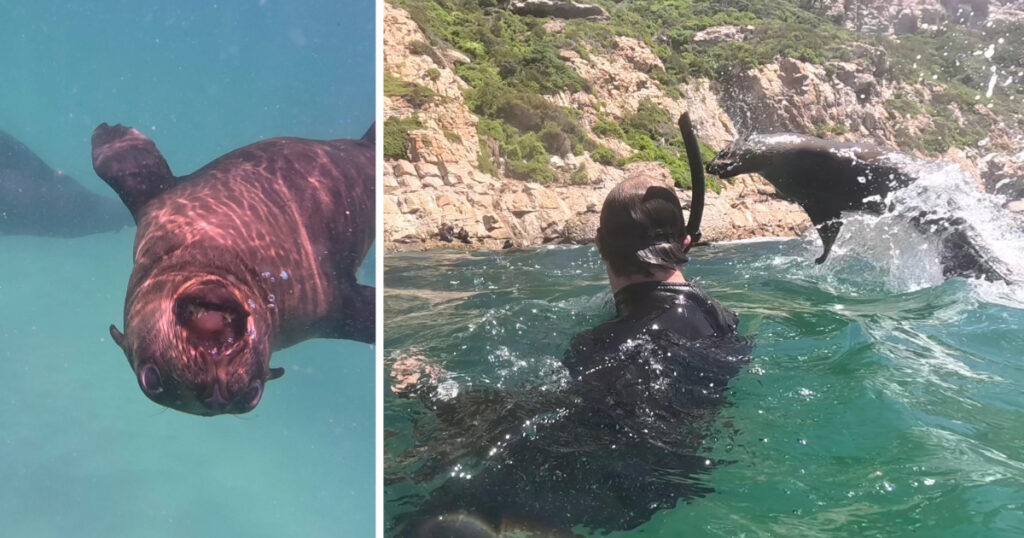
left=109, top=324, right=127, bottom=351
left=804, top=204, right=843, bottom=264
left=91, top=123, right=176, bottom=221
left=336, top=284, right=375, bottom=344
left=813, top=220, right=843, bottom=264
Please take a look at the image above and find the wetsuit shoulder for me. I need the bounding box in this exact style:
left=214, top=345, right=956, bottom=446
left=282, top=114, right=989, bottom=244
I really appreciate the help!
left=676, top=283, right=739, bottom=336
left=562, top=282, right=747, bottom=398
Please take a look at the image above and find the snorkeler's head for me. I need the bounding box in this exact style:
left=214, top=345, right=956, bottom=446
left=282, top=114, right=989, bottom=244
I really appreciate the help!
left=596, top=175, right=689, bottom=277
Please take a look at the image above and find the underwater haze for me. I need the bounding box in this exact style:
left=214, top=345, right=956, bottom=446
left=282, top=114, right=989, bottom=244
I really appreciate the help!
left=384, top=237, right=1024, bottom=536
left=0, top=1, right=375, bottom=536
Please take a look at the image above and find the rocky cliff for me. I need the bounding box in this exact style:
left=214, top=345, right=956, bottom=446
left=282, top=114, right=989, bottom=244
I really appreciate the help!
left=803, top=0, right=1024, bottom=34
left=383, top=0, right=1024, bottom=251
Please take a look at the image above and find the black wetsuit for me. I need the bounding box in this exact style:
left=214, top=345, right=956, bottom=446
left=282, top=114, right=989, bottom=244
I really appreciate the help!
left=391, top=282, right=750, bottom=537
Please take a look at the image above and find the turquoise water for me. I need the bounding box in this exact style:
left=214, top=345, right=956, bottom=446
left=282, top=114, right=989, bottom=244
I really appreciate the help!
left=384, top=240, right=1024, bottom=537
left=0, top=2, right=375, bottom=536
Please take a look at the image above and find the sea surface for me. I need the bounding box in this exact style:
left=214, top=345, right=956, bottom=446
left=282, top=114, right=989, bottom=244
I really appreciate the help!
left=0, top=2, right=375, bottom=536
left=384, top=232, right=1024, bottom=536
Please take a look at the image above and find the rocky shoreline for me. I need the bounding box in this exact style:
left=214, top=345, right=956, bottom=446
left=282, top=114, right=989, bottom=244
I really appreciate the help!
left=383, top=1, right=1024, bottom=252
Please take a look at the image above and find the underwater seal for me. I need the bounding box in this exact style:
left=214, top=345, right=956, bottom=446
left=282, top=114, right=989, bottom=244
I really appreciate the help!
left=1, top=130, right=131, bottom=236
left=707, top=132, right=1004, bottom=280
left=92, top=123, right=375, bottom=416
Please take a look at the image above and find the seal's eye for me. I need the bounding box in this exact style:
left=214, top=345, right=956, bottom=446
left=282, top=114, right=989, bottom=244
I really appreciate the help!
left=139, top=364, right=163, bottom=394
left=242, top=381, right=263, bottom=411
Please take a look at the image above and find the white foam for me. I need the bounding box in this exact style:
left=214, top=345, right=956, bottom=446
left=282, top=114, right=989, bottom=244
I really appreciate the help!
left=717, top=236, right=799, bottom=245
left=820, top=161, right=1024, bottom=292
left=755, top=133, right=807, bottom=146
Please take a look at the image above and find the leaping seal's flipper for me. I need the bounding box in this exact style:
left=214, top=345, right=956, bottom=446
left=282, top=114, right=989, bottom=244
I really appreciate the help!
left=939, top=228, right=1006, bottom=282
left=805, top=204, right=843, bottom=264
left=361, top=123, right=375, bottom=144
left=91, top=123, right=177, bottom=221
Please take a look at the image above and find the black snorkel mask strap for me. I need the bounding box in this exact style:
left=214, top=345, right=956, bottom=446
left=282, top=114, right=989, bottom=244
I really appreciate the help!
left=678, top=112, right=705, bottom=254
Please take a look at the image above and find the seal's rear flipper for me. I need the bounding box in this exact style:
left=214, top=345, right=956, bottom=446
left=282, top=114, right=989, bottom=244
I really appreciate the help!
left=939, top=228, right=1006, bottom=282
left=91, top=123, right=176, bottom=221
left=361, top=123, right=375, bottom=144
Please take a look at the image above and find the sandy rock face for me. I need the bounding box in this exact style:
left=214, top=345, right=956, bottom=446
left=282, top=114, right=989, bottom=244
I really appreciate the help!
left=720, top=56, right=918, bottom=148
left=554, top=38, right=738, bottom=150
left=990, top=0, right=1024, bottom=22
left=384, top=5, right=479, bottom=168
left=806, top=0, right=983, bottom=34
left=978, top=152, right=1024, bottom=200
left=809, top=0, right=1023, bottom=33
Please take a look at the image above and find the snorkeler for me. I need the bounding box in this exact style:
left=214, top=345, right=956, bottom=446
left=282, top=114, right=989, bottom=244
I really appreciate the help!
left=387, top=116, right=750, bottom=537
left=564, top=174, right=745, bottom=415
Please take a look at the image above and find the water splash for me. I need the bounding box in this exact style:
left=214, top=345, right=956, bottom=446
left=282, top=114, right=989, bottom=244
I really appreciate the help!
left=817, top=160, right=1024, bottom=292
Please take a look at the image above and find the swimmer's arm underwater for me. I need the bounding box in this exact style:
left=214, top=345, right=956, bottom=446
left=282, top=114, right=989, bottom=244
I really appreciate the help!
left=389, top=351, right=577, bottom=413
left=388, top=350, right=582, bottom=482
left=389, top=352, right=446, bottom=399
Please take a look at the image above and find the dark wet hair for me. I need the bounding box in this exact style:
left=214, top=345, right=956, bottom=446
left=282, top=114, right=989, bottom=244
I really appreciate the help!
left=596, top=176, right=689, bottom=277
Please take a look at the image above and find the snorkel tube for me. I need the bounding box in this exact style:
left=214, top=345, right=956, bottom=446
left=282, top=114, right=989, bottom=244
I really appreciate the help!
left=678, top=112, right=705, bottom=254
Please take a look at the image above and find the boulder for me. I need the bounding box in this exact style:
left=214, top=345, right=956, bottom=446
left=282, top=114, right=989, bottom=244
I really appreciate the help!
left=507, top=0, right=609, bottom=21
left=563, top=213, right=599, bottom=244
left=693, top=25, right=753, bottom=46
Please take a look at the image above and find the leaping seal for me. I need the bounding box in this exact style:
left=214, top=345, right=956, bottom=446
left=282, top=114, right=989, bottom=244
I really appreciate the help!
left=1, top=130, right=131, bottom=236
left=707, top=133, right=918, bottom=264
left=92, top=123, right=375, bottom=416
left=707, top=132, right=1005, bottom=281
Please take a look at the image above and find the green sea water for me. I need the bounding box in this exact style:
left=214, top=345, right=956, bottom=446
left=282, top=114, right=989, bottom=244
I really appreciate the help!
left=0, top=2, right=375, bottom=536
left=384, top=239, right=1024, bottom=537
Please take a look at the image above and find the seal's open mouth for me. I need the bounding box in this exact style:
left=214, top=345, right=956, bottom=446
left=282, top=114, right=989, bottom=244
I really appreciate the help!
left=173, top=287, right=248, bottom=356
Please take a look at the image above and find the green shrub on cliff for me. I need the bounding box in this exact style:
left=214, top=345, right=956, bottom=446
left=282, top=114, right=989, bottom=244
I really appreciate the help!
left=384, top=115, right=422, bottom=160
left=590, top=146, right=616, bottom=165
left=477, top=139, right=500, bottom=176
left=396, top=0, right=587, bottom=95
left=408, top=40, right=446, bottom=67
left=476, top=117, right=560, bottom=183
left=617, top=99, right=721, bottom=191
left=569, top=164, right=590, bottom=185
left=592, top=117, right=626, bottom=139
left=506, top=157, right=557, bottom=184
left=395, top=0, right=596, bottom=184
left=384, top=72, right=438, bottom=108
left=597, top=0, right=852, bottom=83
left=880, top=19, right=1023, bottom=140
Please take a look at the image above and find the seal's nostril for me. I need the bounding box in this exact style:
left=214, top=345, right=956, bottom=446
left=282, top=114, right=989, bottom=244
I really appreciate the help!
left=243, top=381, right=263, bottom=411
left=206, top=384, right=229, bottom=410
left=139, top=364, right=163, bottom=394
